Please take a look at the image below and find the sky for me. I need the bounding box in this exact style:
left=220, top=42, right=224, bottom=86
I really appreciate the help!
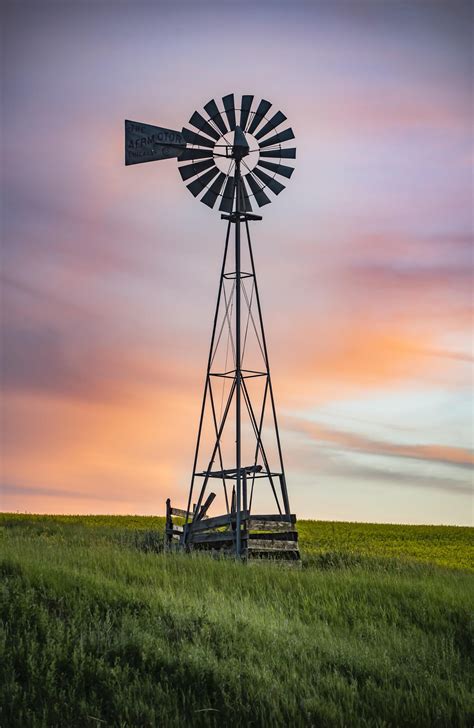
left=1, top=0, right=472, bottom=524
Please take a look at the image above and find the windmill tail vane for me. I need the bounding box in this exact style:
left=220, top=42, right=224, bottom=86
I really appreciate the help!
left=125, top=93, right=300, bottom=562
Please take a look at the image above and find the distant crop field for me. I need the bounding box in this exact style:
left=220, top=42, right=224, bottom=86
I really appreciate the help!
left=1, top=514, right=473, bottom=727
left=298, top=519, right=474, bottom=572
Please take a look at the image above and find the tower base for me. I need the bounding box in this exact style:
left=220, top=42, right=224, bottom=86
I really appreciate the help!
left=165, top=497, right=300, bottom=563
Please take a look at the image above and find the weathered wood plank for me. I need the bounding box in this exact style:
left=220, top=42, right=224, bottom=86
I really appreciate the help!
left=189, top=513, right=232, bottom=533
left=247, top=539, right=298, bottom=551
left=189, top=511, right=249, bottom=534
left=204, top=465, right=262, bottom=478
left=190, top=531, right=248, bottom=545
left=247, top=513, right=297, bottom=524
left=170, top=507, right=192, bottom=519
left=248, top=530, right=298, bottom=542
left=245, top=544, right=301, bottom=554
left=248, top=519, right=297, bottom=532
left=194, top=492, right=216, bottom=521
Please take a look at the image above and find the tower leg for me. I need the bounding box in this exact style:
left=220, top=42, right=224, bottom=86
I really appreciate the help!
left=184, top=222, right=232, bottom=535
left=244, top=218, right=292, bottom=516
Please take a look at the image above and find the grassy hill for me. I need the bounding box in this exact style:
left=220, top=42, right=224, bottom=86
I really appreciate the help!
left=1, top=514, right=472, bottom=727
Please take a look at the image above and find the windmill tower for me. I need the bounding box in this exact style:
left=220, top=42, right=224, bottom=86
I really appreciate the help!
left=125, top=94, right=299, bottom=561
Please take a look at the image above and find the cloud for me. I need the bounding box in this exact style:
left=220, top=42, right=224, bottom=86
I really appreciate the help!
left=285, top=418, right=474, bottom=471
left=1, top=482, right=126, bottom=502
left=321, top=92, right=470, bottom=136
left=1, top=274, right=88, bottom=314
left=289, top=453, right=472, bottom=496
left=2, top=182, right=150, bottom=278
left=260, top=229, right=473, bottom=408
left=420, top=349, right=473, bottom=363
left=341, top=463, right=472, bottom=495
left=1, top=384, right=198, bottom=515
left=1, top=268, right=202, bottom=403
left=1, top=324, right=107, bottom=401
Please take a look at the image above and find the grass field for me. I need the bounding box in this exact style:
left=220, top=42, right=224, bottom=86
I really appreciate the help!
left=1, top=513, right=473, bottom=727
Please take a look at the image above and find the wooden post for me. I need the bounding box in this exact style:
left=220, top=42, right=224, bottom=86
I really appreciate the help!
left=196, top=491, right=216, bottom=521
left=165, top=498, right=171, bottom=552
left=236, top=475, right=241, bottom=558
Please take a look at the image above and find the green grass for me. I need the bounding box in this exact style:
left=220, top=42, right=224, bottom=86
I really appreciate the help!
left=1, top=514, right=473, bottom=727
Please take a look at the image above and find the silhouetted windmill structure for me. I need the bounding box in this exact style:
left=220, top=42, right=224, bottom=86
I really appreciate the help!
left=125, top=94, right=299, bottom=561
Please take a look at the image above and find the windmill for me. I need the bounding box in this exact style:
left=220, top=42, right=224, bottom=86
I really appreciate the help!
left=125, top=94, right=299, bottom=561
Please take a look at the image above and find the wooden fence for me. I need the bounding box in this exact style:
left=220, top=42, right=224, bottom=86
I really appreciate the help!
left=165, top=498, right=300, bottom=562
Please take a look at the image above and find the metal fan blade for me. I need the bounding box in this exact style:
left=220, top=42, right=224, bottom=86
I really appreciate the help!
left=204, top=99, right=227, bottom=135
left=258, top=127, right=295, bottom=149
left=245, top=173, right=272, bottom=207
left=219, top=175, right=236, bottom=213
left=187, top=167, right=220, bottom=197
left=189, top=111, right=220, bottom=141
left=201, top=172, right=226, bottom=208
left=222, top=94, right=236, bottom=131
left=178, top=148, right=214, bottom=161
left=254, top=111, right=287, bottom=141
left=179, top=158, right=215, bottom=182
left=257, top=159, right=294, bottom=179
left=247, top=99, right=272, bottom=135
left=240, top=95, right=254, bottom=131
left=259, top=147, right=296, bottom=159
left=252, top=167, right=285, bottom=195
left=182, top=127, right=215, bottom=148
left=239, top=177, right=253, bottom=212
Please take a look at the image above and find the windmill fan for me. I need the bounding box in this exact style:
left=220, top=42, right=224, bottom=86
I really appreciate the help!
left=178, top=94, right=296, bottom=212
left=125, top=94, right=300, bottom=562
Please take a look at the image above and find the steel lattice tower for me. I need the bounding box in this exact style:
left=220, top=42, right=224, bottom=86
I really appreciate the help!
left=126, top=94, right=300, bottom=560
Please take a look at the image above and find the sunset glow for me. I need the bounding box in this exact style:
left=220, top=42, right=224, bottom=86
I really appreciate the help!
left=2, top=1, right=472, bottom=524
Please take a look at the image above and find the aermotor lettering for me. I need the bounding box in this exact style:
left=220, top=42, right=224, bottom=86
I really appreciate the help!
left=127, top=130, right=184, bottom=150
left=125, top=120, right=185, bottom=165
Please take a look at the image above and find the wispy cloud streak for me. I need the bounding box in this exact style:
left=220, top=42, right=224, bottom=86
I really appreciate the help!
left=286, top=419, right=474, bottom=471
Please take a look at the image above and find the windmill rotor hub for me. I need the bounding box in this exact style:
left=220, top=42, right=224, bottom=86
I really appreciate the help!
left=232, top=126, right=250, bottom=161
left=213, top=130, right=260, bottom=174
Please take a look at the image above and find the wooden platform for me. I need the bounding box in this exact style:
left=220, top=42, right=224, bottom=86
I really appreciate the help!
left=165, top=499, right=300, bottom=562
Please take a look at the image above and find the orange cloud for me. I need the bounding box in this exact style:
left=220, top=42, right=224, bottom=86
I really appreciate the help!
left=272, top=318, right=446, bottom=409
left=1, top=376, right=199, bottom=515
